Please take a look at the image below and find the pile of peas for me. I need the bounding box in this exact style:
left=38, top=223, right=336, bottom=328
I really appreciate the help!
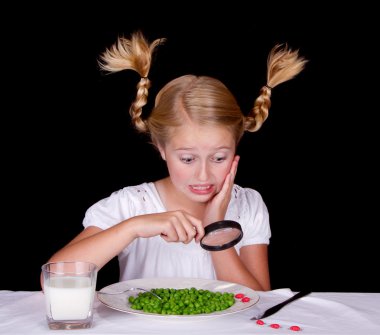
left=128, top=287, right=235, bottom=315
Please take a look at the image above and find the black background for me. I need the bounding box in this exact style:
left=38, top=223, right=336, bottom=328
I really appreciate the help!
left=2, top=3, right=378, bottom=293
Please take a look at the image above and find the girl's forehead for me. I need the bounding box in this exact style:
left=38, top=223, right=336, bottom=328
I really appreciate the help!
left=167, top=124, right=235, bottom=149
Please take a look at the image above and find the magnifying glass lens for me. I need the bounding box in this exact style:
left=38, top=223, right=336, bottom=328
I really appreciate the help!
left=200, top=220, right=243, bottom=251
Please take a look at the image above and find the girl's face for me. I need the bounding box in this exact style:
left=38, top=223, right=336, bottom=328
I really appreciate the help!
left=158, top=123, right=236, bottom=203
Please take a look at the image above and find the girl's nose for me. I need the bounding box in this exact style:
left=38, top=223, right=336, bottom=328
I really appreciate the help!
left=196, top=162, right=210, bottom=181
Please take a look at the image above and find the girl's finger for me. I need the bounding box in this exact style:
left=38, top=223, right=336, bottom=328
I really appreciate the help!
left=220, top=155, right=240, bottom=195
left=231, top=155, right=240, bottom=179
left=187, top=217, right=205, bottom=243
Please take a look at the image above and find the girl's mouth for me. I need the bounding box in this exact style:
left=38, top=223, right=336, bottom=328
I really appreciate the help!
left=189, top=185, right=214, bottom=195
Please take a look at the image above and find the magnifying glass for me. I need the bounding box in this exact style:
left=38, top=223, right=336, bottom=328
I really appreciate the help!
left=200, top=220, right=243, bottom=251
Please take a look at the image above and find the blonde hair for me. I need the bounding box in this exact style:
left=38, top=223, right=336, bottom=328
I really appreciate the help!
left=99, top=31, right=307, bottom=147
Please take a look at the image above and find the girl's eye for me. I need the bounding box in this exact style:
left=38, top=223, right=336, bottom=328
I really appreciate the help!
left=212, top=156, right=226, bottom=163
left=180, top=156, right=194, bottom=164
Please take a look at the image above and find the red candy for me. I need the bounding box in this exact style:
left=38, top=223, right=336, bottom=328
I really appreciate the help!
left=241, top=297, right=251, bottom=302
left=270, top=323, right=281, bottom=329
left=290, top=325, right=301, bottom=331
left=235, top=293, right=245, bottom=299
left=255, top=321, right=301, bottom=331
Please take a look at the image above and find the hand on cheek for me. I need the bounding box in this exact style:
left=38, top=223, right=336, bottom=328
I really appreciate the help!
left=203, top=155, right=240, bottom=225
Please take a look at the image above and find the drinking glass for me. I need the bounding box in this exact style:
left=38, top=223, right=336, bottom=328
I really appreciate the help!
left=41, top=261, right=98, bottom=330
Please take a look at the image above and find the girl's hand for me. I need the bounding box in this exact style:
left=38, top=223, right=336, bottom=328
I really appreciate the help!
left=203, top=155, right=240, bottom=224
left=129, top=210, right=205, bottom=244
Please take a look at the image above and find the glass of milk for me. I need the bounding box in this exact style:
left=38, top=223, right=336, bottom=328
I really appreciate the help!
left=41, top=261, right=98, bottom=330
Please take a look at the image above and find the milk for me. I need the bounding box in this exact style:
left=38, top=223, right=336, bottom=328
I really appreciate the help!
left=44, top=276, right=95, bottom=320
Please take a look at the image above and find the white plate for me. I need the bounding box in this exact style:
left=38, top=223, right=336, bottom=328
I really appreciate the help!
left=97, top=277, right=259, bottom=319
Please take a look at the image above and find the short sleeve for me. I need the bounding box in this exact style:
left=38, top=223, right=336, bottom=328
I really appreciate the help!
left=232, top=187, right=271, bottom=248
left=82, top=189, right=134, bottom=230
left=82, top=183, right=165, bottom=231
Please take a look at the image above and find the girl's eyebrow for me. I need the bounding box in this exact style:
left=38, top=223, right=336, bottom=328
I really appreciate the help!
left=175, top=146, right=233, bottom=151
left=175, top=147, right=194, bottom=151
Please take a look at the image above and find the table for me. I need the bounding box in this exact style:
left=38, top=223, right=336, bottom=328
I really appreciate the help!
left=1, top=288, right=379, bottom=334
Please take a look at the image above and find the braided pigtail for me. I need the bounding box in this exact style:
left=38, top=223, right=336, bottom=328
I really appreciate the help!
left=244, top=44, right=308, bottom=132
left=99, top=31, right=165, bottom=133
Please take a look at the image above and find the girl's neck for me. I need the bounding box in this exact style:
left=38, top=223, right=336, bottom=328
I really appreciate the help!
left=154, top=177, right=206, bottom=219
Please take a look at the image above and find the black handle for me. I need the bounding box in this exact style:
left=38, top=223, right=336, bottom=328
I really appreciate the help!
left=261, top=290, right=312, bottom=318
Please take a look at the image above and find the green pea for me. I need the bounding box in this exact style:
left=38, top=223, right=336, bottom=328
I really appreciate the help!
left=128, top=287, right=236, bottom=315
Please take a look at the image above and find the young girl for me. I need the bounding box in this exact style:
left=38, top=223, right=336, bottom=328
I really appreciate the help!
left=44, top=31, right=306, bottom=291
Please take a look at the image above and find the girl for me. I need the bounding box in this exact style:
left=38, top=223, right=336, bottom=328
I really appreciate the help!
left=44, top=31, right=306, bottom=291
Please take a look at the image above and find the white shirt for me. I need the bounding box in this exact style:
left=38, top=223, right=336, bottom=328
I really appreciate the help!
left=83, top=182, right=271, bottom=281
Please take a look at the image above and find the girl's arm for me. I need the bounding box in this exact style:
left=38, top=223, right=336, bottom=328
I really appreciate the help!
left=203, top=155, right=271, bottom=291
left=42, top=211, right=204, bottom=288
left=46, top=222, right=136, bottom=269
left=210, top=244, right=270, bottom=291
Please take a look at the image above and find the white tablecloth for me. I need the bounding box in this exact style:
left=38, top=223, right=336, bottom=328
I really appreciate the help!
left=0, top=288, right=379, bottom=334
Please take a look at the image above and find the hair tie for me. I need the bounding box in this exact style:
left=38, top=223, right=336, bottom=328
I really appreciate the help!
left=265, top=84, right=273, bottom=90
left=141, top=76, right=148, bottom=80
